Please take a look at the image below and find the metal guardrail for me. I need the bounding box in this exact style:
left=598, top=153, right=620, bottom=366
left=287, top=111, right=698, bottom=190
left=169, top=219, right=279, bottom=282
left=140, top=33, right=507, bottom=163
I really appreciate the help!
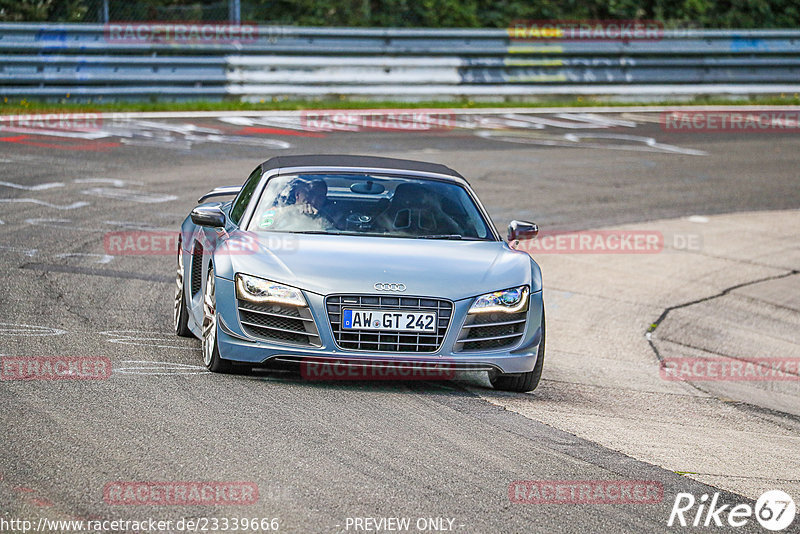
left=2, top=23, right=800, bottom=100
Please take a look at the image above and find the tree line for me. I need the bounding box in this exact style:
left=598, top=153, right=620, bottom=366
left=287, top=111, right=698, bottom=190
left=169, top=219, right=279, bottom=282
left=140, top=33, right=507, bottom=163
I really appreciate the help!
left=1, top=0, right=798, bottom=28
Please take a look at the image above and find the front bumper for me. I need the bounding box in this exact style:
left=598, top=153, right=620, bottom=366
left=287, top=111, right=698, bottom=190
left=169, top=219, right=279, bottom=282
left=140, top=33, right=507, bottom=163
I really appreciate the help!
left=214, top=277, right=544, bottom=375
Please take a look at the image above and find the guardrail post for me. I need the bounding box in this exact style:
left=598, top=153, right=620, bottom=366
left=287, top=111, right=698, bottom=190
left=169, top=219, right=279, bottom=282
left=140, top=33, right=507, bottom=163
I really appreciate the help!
left=229, top=0, right=241, bottom=24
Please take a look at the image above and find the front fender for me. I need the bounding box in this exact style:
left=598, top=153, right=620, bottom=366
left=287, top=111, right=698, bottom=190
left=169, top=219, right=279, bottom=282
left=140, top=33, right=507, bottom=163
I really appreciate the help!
left=529, top=256, right=543, bottom=293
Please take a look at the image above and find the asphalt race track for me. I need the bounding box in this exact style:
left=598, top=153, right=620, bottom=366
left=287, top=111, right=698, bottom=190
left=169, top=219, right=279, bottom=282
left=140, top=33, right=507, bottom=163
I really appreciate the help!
left=0, top=108, right=798, bottom=533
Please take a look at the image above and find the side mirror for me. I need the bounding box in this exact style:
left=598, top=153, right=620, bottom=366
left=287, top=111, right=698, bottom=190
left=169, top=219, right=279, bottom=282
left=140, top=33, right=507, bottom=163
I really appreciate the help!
left=191, top=205, right=226, bottom=228
left=508, top=220, right=539, bottom=242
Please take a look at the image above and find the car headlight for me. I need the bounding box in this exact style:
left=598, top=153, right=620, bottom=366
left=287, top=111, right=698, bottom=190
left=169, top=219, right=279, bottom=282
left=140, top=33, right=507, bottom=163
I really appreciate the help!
left=235, top=274, right=307, bottom=306
left=469, top=286, right=529, bottom=314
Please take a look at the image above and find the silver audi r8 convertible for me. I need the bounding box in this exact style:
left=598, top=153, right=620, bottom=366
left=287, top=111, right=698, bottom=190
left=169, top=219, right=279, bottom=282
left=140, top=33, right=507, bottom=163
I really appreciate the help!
left=175, top=155, right=544, bottom=392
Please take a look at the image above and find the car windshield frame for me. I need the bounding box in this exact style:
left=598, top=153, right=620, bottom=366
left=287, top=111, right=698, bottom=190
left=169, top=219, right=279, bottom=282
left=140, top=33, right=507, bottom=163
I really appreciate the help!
left=242, top=170, right=499, bottom=241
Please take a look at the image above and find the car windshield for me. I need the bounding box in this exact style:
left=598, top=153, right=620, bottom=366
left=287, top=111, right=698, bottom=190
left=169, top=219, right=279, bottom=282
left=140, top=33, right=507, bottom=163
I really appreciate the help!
left=246, top=173, right=494, bottom=240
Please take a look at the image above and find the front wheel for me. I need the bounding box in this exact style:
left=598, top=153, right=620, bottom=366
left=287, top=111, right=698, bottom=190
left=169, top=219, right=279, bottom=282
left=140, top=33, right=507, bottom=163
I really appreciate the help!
left=490, top=312, right=545, bottom=393
left=202, top=266, right=234, bottom=373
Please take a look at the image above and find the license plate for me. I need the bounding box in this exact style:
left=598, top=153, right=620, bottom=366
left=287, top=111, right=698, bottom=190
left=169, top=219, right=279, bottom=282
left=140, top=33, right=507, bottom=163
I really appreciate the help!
left=342, top=309, right=437, bottom=333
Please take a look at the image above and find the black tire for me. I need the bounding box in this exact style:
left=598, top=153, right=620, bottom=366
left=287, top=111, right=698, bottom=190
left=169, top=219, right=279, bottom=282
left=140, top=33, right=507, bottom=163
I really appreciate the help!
left=206, top=327, right=249, bottom=375
left=174, top=243, right=193, bottom=338
left=206, top=329, right=234, bottom=373
left=490, top=312, right=545, bottom=392
left=201, top=266, right=238, bottom=374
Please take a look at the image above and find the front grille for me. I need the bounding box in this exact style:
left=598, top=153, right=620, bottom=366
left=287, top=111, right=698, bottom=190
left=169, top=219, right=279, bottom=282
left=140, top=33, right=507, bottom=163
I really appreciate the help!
left=456, top=311, right=527, bottom=352
left=238, top=301, right=320, bottom=346
left=326, top=295, right=452, bottom=353
left=190, top=242, right=203, bottom=295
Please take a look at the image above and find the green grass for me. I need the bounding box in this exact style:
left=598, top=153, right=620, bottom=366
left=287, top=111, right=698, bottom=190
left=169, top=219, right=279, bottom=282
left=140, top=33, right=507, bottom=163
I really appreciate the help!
left=2, top=94, right=799, bottom=114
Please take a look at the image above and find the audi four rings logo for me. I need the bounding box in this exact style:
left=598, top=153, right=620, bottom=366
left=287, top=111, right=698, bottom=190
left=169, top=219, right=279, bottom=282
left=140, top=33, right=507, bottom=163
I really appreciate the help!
left=374, top=283, right=407, bottom=292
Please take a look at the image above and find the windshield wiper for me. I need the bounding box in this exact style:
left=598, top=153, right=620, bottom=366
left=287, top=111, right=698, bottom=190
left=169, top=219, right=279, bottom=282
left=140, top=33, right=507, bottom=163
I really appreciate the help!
left=290, top=230, right=373, bottom=236
left=290, top=230, right=338, bottom=235
left=415, top=234, right=463, bottom=240
left=281, top=231, right=472, bottom=240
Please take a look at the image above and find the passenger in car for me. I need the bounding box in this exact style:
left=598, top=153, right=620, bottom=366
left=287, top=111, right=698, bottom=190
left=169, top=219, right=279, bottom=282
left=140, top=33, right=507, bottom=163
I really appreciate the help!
left=376, top=183, right=461, bottom=235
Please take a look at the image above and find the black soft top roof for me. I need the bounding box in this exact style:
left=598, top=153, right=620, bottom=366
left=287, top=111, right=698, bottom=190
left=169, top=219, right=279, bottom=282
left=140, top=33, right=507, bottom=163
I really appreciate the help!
left=260, top=155, right=463, bottom=179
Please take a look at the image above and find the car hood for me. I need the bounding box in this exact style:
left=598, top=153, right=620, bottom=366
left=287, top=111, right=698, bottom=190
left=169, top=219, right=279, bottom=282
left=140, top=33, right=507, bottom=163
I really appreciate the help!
left=222, top=232, right=534, bottom=301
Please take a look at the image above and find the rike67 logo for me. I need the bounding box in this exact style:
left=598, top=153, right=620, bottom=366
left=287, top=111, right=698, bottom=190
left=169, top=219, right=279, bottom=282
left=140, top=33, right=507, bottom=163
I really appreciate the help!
left=668, top=490, right=796, bottom=531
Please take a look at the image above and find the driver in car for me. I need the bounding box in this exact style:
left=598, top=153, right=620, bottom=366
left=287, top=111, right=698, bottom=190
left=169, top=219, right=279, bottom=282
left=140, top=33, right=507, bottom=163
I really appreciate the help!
left=294, top=179, right=328, bottom=217
left=256, top=178, right=335, bottom=231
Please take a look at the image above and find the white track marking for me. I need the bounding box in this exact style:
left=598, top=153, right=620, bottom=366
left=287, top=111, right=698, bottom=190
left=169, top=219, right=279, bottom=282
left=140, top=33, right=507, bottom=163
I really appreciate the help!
left=473, top=115, right=545, bottom=130
left=0, top=198, right=89, bottom=210
left=25, top=217, right=71, bottom=224
left=115, top=360, right=209, bottom=376
left=102, top=220, right=167, bottom=230
left=184, top=134, right=291, bottom=148
left=98, top=330, right=201, bottom=351
left=33, top=116, right=296, bottom=151
left=56, top=253, right=114, bottom=264
left=556, top=113, right=638, bottom=127
left=562, top=133, right=708, bottom=155
left=218, top=115, right=321, bottom=132
left=217, top=116, right=254, bottom=126
left=619, top=112, right=668, bottom=124
left=687, top=215, right=711, bottom=223
left=476, top=130, right=707, bottom=156
left=0, top=127, right=110, bottom=140
left=24, top=218, right=168, bottom=232
left=73, top=178, right=141, bottom=187
left=0, top=323, right=66, bottom=336
left=0, top=245, right=37, bottom=257
left=119, top=138, right=192, bottom=150
left=496, top=113, right=629, bottom=129
left=121, top=120, right=222, bottom=135
left=80, top=187, right=177, bottom=203
left=24, top=217, right=73, bottom=227
left=0, top=181, right=64, bottom=191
